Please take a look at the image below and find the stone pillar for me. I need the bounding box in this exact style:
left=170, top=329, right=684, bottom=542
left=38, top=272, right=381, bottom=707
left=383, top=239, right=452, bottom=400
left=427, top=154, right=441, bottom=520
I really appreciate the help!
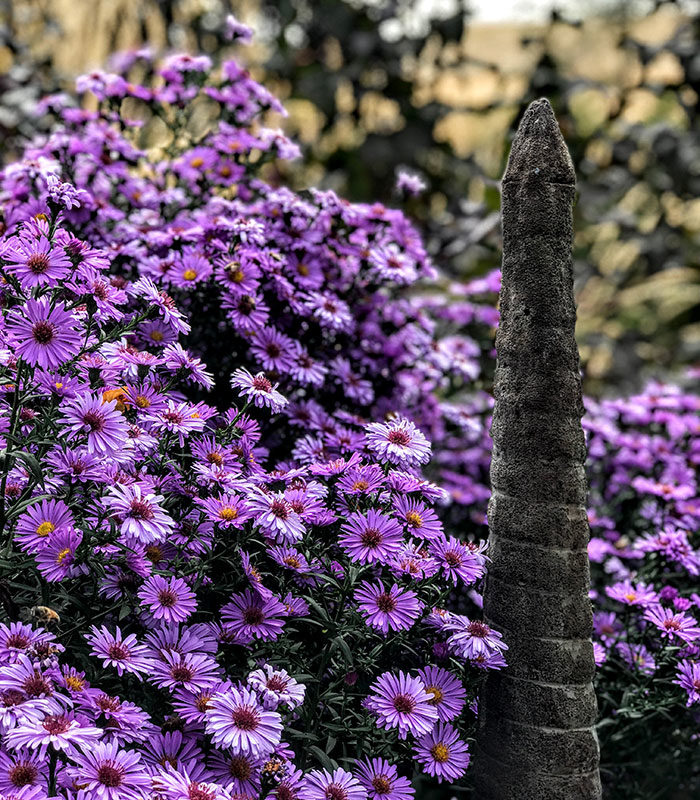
left=473, top=99, right=602, bottom=800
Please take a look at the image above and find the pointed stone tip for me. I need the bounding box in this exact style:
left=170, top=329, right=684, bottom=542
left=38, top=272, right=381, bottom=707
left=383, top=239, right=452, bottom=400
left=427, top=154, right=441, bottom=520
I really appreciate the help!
left=503, top=98, right=575, bottom=185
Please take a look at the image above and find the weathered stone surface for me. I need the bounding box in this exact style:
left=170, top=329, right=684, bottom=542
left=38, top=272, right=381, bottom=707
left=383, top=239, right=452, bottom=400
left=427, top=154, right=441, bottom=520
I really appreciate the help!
left=487, top=493, right=591, bottom=549
left=487, top=533, right=591, bottom=592
left=475, top=749, right=602, bottom=800
left=484, top=631, right=596, bottom=684
left=481, top=673, right=598, bottom=728
left=474, top=98, right=601, bottom=799
left=478, top=710, right=601, bottom=773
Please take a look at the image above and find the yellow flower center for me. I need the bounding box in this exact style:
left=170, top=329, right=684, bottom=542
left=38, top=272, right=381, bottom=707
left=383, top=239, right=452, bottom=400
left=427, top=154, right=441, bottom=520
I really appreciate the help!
left=190, top=157, right=204, bottom=168
left=426, top=686, right=444, bottom=705
left=430, top=743, right=450, bottom=763
left=56, top=548, right=71, bottom=565
left=135, top=396, right=151, bottom=408
left=54, top=382, right=64, bottom=389
left=406, top=511, right=423, bottom=527
left=624, top=593, right=637, bottom=602
left=66, top=675, right=85, bottom=691
left=297, top=263, right=310, bottom=276
left=219, top=507, right=238, bottom=521
left=36, top=521, right=55, bottom=537
left=150, top=330, right=165, bottom=342
left=183, top=269, right=197, bottom=281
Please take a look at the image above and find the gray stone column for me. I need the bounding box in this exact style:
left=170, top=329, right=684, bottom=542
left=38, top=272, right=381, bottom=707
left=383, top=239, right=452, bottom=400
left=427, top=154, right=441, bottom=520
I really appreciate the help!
left=473, top=99, right=602, bottom=800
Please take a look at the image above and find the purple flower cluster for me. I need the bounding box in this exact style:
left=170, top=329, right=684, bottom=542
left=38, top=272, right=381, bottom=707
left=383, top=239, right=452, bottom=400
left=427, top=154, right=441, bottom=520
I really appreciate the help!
left=584, top=384, right=700, bottom=727
left=0, top=29, right=498, bottom=799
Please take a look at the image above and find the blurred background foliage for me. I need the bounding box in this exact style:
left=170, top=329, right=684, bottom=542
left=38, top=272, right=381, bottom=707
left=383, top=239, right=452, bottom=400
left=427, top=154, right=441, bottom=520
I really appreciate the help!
left=0, top=0, right=699, bottom=395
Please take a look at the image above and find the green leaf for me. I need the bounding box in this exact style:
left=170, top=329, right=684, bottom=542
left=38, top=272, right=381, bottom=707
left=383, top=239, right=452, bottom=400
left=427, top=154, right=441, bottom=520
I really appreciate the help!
left=14, top=451, right=45, bottom=487
left=308, top=746, right=337, bottom=771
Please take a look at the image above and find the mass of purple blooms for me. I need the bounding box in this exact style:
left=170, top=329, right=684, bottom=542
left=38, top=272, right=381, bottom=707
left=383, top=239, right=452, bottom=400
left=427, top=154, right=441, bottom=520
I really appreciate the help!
left=0, top=21, right=501, bottom=800
left=0, top=15, right=697, bottom=800
left=583, top=385, right=700, bottom=772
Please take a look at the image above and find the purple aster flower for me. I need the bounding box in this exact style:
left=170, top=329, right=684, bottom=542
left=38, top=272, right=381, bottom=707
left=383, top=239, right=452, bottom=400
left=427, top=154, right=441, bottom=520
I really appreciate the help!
left=250, top=328, right=295, bottom=373
left=673, top=659, right=700, bottom=706
left=304, top=291, right=355, bottom=333
left=7, top=298, right=81, bottom=370
left=0, top=622, right=55, bottom=663
left=86, top=626, right=154, bottom=678
left=593, top=611, right=623, bottom=645
left=444, top=615, right=508, bottom=661
left=605, top=580, right=659, bottom=608
left=171, top=683, right=227, bottom=725
left=364, top=418, right=431, bottom=467
left=133, top=276, right=190, bottom=335
left=395, top=170, right=426, bottom=197
left=416, top=666, right=466, bottom=723
left=45, top=173, right=89, bottom=210
left=139, top=730, right=202, bottom=774
left=353, top=757, right=414, bottom=800
left=198, top=494, right=251, bottom=529
left=62, top=393, right=129, bottom=455
left=149, top=650, right=221, bottom=694
left=5, top=711, right=102, bottom=752
left=302, top=768, right=367, bottom=800
left=413, top=722, right=470, bottom=783
left=14, top=499, right=74, bottom=552
left=35, top=528, right=82, bottom=581
left=392, top=497, right=442, bottom=540
left=208, top=749, right=261, bottom=795
left=268, top=545, right=315, bottom=578
left=429, top=535, right=484, bottom=586
left=0, top=749, right=47, bottom=795
left=224, top=13, right=253, bottom=43
left=145, top=400, right=206, bottom=447
left=366, top=671, right=438, bottom=739
left=205, top=686, right=282, bottom=756
left=138, top=575, right=197, bottom=624
left=249, top=492, right=305, bottom=543
left=162, top=343, right=214, bottom=389
left=643, top=604, right=700, bottom=644
left=615, top=643, right=655, bottom=676
left=337, top=464, right=385, bottom=496
left=3, top=233, right=71, bottom=287
left=355, top=582, right=422, bottom=635
left=221, top=590, right=287, bottom=642
left=592, top=642, right=607, bottom=667
left=105, top=483, right=175, bottom=545
left=230, top=368, right=287, bottom=412
left=153, top=764, right=226, bottom=800
left=632, top=475, right=694, bottom=502
left=368, top=243, right=417, bottom=285
left=339, top=510, right=404, bottom=565
left=247, top=664, right=306, bottom=710
left=67, top=740, right=151, bottom=799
